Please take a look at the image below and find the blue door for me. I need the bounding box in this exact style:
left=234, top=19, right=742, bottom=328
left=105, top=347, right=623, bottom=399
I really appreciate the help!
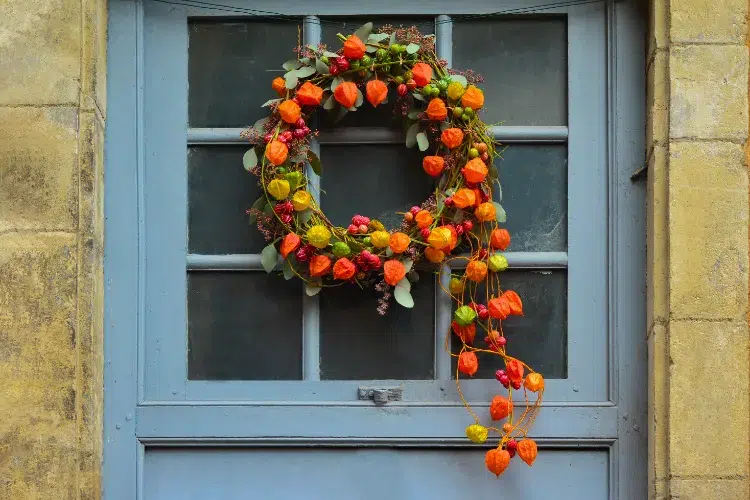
left=105, top=1, right=647, bottom=498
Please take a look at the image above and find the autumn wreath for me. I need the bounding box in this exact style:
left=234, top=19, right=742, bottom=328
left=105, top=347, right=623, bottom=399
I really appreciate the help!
left=241, top=22, right=543, bottom=477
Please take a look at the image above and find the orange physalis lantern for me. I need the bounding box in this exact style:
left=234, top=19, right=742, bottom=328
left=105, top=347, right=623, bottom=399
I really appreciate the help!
left=278, top=100, right=301, bottom=124
left=426, top=98, right=447, bottom=121
left=441, top=128, right=464, bottom=149
left=524, top=373, right=545, bottom=392
left=280, top=233, right=301, bottom=258
left=383, top=259, right=407, bottom=286
left=366, top=79, right=388, bottom=107
left=415, top=210, right=433, bottom=228
left=343, top=34, right=366, bottom=59
left=445, top=225, right=458, bottom=251
left=265, top=140, right=288, bottom=166
left=502, top=290, right=524, bottom=315
left=411, top=62, right=433, bottom=87
left=389, top=232, right=410, bottom=254
left=424, top=247, right=445, bottom=263
left=474, top=202, right=496, bottom=222
left=422, top=155, right=445, bottom=177
left=489, top=395, right=514, bottom=420
left=488, top=296, right=510, bottom=319
left=462, top=158, right=488, bottom=183
left=452, top=188, right=476, bottom=209
left=458, top=351, right=479, bottom=376
left=334, top=81, right=358, bottom=108
left=465, top=260, right=488, bottom=283
left=452, top=321, right=476, bottom=344
left=427, top=227, right=452, bottom=250
left=506, top=358, right=524, bottom=384
left=297, top=82, right=324, bottom=106
left=485, top=448, right=511, bottom=477
left=272, top=77, right=286, bottom=97
left=490, top=228, right=511, bottom=250
left=461, top=85, right=485, bottom=110
left=309, top=255, right=332, bottom=277
left=333, top=258, right=356, bottom=280
left=517, top=439, right=538, bottom=467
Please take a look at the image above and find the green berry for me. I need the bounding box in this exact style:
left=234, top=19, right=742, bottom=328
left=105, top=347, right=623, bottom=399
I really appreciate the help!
left=453, top=106, right=464, bottom=118
left=468, top=148, right=479, bottom=159
left=422, top=85, right=434, bottom=96
left=320, top=56, right=329, bottom=65
left=277, top=167, right=287, bottom=174
left=464, top=107, right=474, bottom=117
left=404, top=70, right=413, bottom=81
left=376, top=48, right=387, bottom=60
left=394, top=75, right=404, bottom=84
left=437, top=80, right=449, bottom=91
left=361, top=55, right=372, bottom=66
left=350, top=60, right=360, bottom=70
left=363, top=237, right=372, bottom=245
left=431, top=87, right=441, bottom=97
left=389, top=44, right=401, bottom=54
left=461, top=113, right=471, bottom=121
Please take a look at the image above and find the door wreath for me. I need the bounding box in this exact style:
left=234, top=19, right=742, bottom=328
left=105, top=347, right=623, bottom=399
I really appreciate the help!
left=241, top=22, right=543, bottom=477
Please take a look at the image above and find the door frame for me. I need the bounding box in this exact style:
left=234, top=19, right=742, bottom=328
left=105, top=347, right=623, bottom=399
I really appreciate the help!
left=103, top=0, right=647, bottom=498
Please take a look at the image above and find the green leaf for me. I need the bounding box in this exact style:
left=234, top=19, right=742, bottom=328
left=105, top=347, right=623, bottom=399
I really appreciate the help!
left=493, top=202, right=507, bottom=223
left=416, top=132, right=429, bottom=152
left=489, top=165, right=499, bottom=180
left=261, top=98, right=281, bottom=108
left=323, top=94, right=336, bottom=110
left=354, top=22, right=374, bottom=41
left=412, top=93, right=425, bottom=102
left=307, top=150, right=323, bottom=176
left=282, top=259, right=295, bottom=280
left=354, top=88, right=364, bottom=107
left=394, top=283, right=414, bottom=308
left=406, top=43, right=420, bottom=54
left=315, top=58, right=330, bottom=75
left=407, top=110, right=421, bottom=120
left=405, top=123, right=420, bottom=148
left=305, top=279, right=322, bottom=296
left=242, top=148, right=258, bottom=171
left=365, top=45, right=378, bottom=53
left=283, top=59, right=302, bottom=71
left=253, top=117, right=269, bottom=131
left=494, top=181, right=502, bottom=202
left=388, top=31, right=397, bottom=47
left=284, top=71, right=298, bottom=89
left=452, top=209, right=464, bottom=223
left=262, top=203, right=274, bottom=216
left=403, top=259, right=414, bottom=273
left=367, top=33, right=389, bottom=43
left=261, top=243, right=278, bottom=273
left=385, top=247, right=394, bottom=257
left=449, top=74, right=468, bottom=87
left=331, top=76, right=343, bottom=92
left=439, top=121, right=451, bottom=132
left=295, top=66, right=317, bottom=78
left=299, top=209, right=312, bottom=225
left=247, top=196, right=266, bottom=225
left=323, top=51, right=340, bottom=58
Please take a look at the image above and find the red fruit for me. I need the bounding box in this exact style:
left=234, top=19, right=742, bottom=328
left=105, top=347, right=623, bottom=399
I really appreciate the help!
left=511, top=380, right=522, bottom=390
left=468, top=302, right=479, bottom=311
left=278, top=135, right=288, bottom=144
left=420, top=228, right=431, bottom=239
left=444, top=197, right=454, bottom=207
left=406, top=79, right=417, bottom=90
left=478, top=309, right=490, bottom=320
left=302, top=126, right=311, bottom=135
left=480, top=190, right=490, bottom=202
left=358, top=224, right=368, bottom=234
left=410, top=206, right=421, bottom=215
left=263, top=133, right=274, bottom=143
left=291, top=97, right=300, bottom=106
left=293, top=128, right=306, bottom=139
left=404, top=212, right=414, bottom=222
left=348, top=224, right=358, bottom=234
left=329, top=65, right=340, bottom=75
left=295, top=247, right=310, bottom=262
left=273, top=203, right=287, bottom=215
left=495, top=369, right=507, bottom=381
left=281, top=130, right=293, bottom=141
left=506, top=439, right=518, bottom=452
left=280, top=213, right=293, bottom=224
left=455, top=224, right=464, bottom=236
left=497, top=336, right=507, bottom=347
left=462, top=220, right=473, bottom=232
left=397, top=84, right=408, bottom=96
left=499, top=375, right=510, bottom=388
left=295, top=118, right=306, bottom=129
left=480, top=152, right=489, bottom=162
left=337, top=57, right=350, bottom=70
left=478, top=248, right=488, bottom=259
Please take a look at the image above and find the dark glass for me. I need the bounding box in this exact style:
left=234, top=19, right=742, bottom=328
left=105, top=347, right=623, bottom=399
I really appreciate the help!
left=320, top=277, right=435, bottom=380
left=495, top=145, right=567, bottom=252
left=188, top=146, right=266, bottom=255
left=319, top=145, right=433, bottom=230
left=188, top=20, right=301, bottom=127
left=451, top=270, right=567, bottom=379
left=188, top=272, right=303, bottom=380
left=453, top=17, right=567, bottom=125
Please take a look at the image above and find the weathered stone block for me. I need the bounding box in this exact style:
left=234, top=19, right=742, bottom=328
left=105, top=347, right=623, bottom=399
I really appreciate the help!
left=0, top=0, right=81, bottom=105
left=670, top=479, right=749, bottom=500
left=670, top=46, right=748, bottom=141
left=669, top=320, right=749, bottom=477
left=647, top=49, right=669, bottom=149
left=670, top=0, right=747, bottom=43
left=648, top=323, right=669, bottom=487
left=0, top=107, right=79, bottom=232
left=648, top=0, right=669, bottom=58
left=81, top=0, right=108, bottom=115
left=0, top=233, right=78, bottom=499
left=647, top=145, right=669, bottom=327
left=669, top=141, right=748, bottom=320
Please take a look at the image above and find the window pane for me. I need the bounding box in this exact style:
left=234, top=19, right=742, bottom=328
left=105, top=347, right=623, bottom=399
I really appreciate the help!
left=188, top=272, right=303, bottom=380
left=453, top=18, right=567, bottom=125
left=188, top=146, right=266, bottom=255
left=320, top=277, right=435, bottom=380
left=451, top=270, right=567, bottom=379
left=188, top=20, right=301, bottom=127
left=495, top=145, right=567, bottom=252
left=320, top=145, right=433, bottom=229
left=320, top=17, right=434, bottom=129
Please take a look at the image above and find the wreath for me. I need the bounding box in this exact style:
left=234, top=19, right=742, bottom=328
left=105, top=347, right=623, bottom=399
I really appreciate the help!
left=241, top=22, right=544, bottom=477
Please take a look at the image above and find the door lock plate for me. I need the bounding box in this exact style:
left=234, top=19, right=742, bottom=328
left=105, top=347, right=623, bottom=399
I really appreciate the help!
left=358, top=386, right=403, bottom=405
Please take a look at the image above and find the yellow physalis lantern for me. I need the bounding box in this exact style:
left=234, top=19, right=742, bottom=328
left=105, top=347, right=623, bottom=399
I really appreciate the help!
left=427, top=227, right=452, bottom=250
left=465, top=424, right=488, bottom=444
left=291, top=190, right=311, bottom=211
left=306, top=225, right=331, bottom=249
left=267, top=179, right=290, bottom=200
left=370, top=230, right=390, bottom=248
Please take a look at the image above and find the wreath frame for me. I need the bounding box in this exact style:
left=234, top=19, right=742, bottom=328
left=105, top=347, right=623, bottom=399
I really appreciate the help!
left=241, top=21, right=544, bottom=477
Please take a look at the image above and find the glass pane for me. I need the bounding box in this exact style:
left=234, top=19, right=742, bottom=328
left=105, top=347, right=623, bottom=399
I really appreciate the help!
left=188, top=20, right=301, bottom=127
left=320, top=276, right=435, bottom=380
left=320, top=17, right=434, bottom=129
left=453, top=17, right=567, bottom=125
left=451, top=270, right=567, bottom=379
left=188, top=272, right=303, bottom=380
left=320, top=145, right=433, bottom=229
left=188, top=146, right=267, bottom=255
left=496, top=145, right=567, bottom=252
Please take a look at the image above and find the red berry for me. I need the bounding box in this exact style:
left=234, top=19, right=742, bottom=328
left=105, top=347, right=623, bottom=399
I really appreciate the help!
left=478, top=309, right=490, bottom=320
left=273, top=203, right=286, bottom=215
left=478, top=248, right=488, bottom=259
left=358, top=224, right=368, bottom=234
left=480, top=190, right=490, bottom=202
left=404, top=212, right=414, bottom=222
left=280, top=213, right=293, bottom=224
left=291, top=97, right=300, bottom=106
left=444, top=197, right=454, bottom=207
left=329, top=65, right=340, bottom=75
left=495, top=369, right=507, bottom=378
left=506, top=439, right=518, bottom=451
left=497, top=336, right=507, bottom=347
left=281, top=130, right=293, bottom=140
left=455, top=224, right=464, bottom=236
left=278, top=135, right=288, bottom=144
left=295, top=118, right=306, bottom=129
left=511, top=380, right=522, bottom=390
left=480, top=152, right=489, bottom=162
left=397, top=84, right=408, bottom=96
left=508, top=448, right=516, bottom=458
left=295, top=247, right=309, bottom=262
left=468, top=302, right=479, bottom=312
left=406, top=79, right=417, bottom=90
left=499, top=375, right=510, bottom=388
left=462, top=220, right=473, bottom=232
left=263, top=133, right=274, bottom=143
left=293, top=128, right=306, bottom=139
left=410, top=206, right=421, bottom=215
left=302, top=126, right=311, bottom=135
left=348, top=224, right=358, bottom=234
left=337, top=57, right=350, bottom=71
left=420, top=228, right=431, bottom=239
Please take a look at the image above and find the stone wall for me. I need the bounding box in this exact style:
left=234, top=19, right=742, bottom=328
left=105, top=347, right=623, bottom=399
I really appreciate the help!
left=0, top=1, right=106, bottom=498
left=647, top=0, right=750, bottom=498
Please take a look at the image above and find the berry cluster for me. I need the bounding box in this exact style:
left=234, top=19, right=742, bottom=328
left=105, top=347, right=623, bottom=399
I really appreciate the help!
left=347, top=214, right=372, bottom=234
left=353, top=249, right=382, bottom=272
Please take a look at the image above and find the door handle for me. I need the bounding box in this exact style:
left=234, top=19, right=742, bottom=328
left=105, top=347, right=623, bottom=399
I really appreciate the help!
left=358, top=386, right=403, bottom=406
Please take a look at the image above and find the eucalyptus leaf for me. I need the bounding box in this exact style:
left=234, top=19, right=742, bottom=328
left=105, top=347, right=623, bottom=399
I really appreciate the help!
left=323, top=51, right=340, bottom=58
left=412, top=93, right=425, bottom=102
left=416, top=132, right=429, bottom=152
left=396, top=278, right=412, bottom=292
left=449, top=74, right=468, bottom=87
left=242, top=148, right=258, bottom=171
left=253, top=117, right=269, bottom=131
left=331, top=76, right=343, bottom=92
left=439, top=121, right=451, bottom=132
left=452, top=209, right=464, bottom=223
left=365, top=45, right=378, bottom=53
left=354, top=88, right=364, bottom=107
left=403, top=259, right=414, bottom=273
left=323, top=94, right=337, bottom=110
left=284, top=72, right=298, bottom=89
left=367, top=33, right=390, bottom=43
left=247, top=196, right=266, bottom=225
left=494, top=181, right=502, bottom=201
left=489, top=165, right=499, bottom=180
left=315, top=58, right=330, bottom=75
left=407, top=110, right=421, bottom=120
left=388, top=31, right=397, bottom=47
left=406, top=43, right=420, bottom=54
left=405, top=123, right=420, bottom=148
left=305, top=280, right=322, bottom=296
left=283, top=59, right=302, bottom=71
left=307, top=150, right=323, bottom=176
left=261, top=98, right=281, bottom=108
left=295, top=66, right=317, bottom=78
left=394, top=284, right=414, bottom=308
left=385, top=247, right=394, bottom=257
left=282, top=259, right=295, bottom=280
left=299, top=209, right=312, bottom=225
left=354, top=22, right=374, bottom=41
left=493, top=202, right=507, bottom=223
left=261, top=243, right=278, bottom=273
